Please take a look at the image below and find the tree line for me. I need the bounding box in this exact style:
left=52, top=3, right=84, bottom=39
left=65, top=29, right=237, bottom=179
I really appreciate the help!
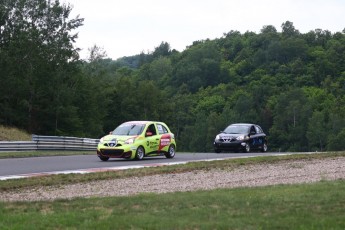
left=1, top=0, right=345, bottom=152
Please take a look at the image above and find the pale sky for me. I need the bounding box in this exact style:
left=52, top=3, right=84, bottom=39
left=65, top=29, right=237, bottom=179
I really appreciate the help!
left=65, top=0, right=345, bottom=60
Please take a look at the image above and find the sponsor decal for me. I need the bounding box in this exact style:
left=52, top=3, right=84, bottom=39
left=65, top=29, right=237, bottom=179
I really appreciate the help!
left=159, top=134, right=171, bottom=150
left=147, top=140, right=159, bottom=149
left=160, top=138, right=171, bottom=146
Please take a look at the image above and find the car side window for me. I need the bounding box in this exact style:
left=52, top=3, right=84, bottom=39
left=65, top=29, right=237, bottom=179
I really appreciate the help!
left=255, top=125, right=263, bottom=134
left=250, top=126, right=256, bottom=134
left=146, top=124, right=157, bottom=136
left=157, top=124, right=168, bottom=134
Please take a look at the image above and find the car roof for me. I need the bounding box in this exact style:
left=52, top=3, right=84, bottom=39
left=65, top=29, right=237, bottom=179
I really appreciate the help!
left=123, top=121, right=166, bottom=125
left=229, top=123, right=255, bottom=126
left=124, top=121, right=150, bottom=124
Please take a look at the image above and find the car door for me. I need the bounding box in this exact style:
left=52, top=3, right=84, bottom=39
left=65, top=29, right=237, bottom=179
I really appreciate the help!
left=250, top=125, right=265, bottom=150
left=156, top=123, right=172, bottom=152
left=254, top=125, right=266, bottom=148
left=144, top=123, right=160, bottom=154
left=249, top=125, right=258, bottom=149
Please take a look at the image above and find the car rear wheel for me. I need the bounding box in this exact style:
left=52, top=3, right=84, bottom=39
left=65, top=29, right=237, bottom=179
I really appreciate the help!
left=135, top=146, right=145, bottom=160
left=261, top=142, right=268, bottom=152
left=165, top=145, right=175, bottom=158
left=215, top=148, right=221, bottom=153
left=99, top=156, right=109, bottom=161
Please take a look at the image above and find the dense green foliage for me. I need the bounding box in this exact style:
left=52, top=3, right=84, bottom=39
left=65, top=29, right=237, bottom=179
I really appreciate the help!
left=1, top=0, right=345, bottom=152
left=0, top=0, right=85, bottom=135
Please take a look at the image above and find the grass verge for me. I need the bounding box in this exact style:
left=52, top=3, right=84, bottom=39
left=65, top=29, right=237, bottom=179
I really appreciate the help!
left=0, top=125, right=31, bottom=141
left=0, top=180, right=344, bottom=229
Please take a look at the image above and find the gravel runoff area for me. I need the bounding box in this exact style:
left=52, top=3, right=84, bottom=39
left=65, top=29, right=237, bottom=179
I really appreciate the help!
left=1, top=157, right=345, bottom=202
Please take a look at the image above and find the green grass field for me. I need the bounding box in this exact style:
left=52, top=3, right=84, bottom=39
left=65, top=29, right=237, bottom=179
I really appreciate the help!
left=1, top=180, right=344, bottom=229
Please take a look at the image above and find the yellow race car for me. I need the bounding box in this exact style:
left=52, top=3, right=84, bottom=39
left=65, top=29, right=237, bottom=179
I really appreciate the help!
left=97, top=121, right=176, bottom=161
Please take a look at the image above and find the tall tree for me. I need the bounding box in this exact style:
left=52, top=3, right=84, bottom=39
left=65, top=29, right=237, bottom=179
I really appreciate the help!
left=281, top=21, right=299, bottom=37
left=172, top=41, right=222, bottom=92
left=152, top=41, right=171, bottom=58
left=269, top=89, right=312, bottom=151
left=0, top=0, right=84, bottom=133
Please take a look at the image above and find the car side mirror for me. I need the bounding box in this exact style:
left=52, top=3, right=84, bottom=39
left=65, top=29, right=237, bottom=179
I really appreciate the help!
left=146, top=132, right=153, bottom=137
left=109, top=131, right=113, bottom=135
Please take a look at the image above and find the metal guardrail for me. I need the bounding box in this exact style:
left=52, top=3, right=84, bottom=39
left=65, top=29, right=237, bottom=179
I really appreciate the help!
left=0, top=135, right=99, bottom=152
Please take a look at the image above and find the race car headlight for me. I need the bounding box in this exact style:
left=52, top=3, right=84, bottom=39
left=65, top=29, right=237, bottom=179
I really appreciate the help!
left=236, top=135, right=249, bottom=141
left=125, top=137, right=136, bottom=145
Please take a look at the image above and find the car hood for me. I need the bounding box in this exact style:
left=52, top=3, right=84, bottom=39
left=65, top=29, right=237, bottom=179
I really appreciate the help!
left=102, top=135, right=137, bottom=142
left=218, top=133, right=245, bottom=138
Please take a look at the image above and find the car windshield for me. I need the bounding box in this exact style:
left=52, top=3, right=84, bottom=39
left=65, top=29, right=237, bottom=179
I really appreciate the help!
left=112, top=124, right=145, bottom=136
left=223, top=125, right=249, bottom=134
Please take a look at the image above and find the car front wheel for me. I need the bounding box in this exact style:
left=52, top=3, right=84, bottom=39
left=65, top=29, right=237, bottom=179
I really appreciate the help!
left=243, top=143, right=250, bottom=153
left=135, top=146, right=145, bottom=160
left=99, top=156, right=109, bottom=161
left=165, top=145, right=175, bottom=158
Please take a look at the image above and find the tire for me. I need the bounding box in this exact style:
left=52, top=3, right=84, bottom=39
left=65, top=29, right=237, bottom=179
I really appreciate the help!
left=243, top=143, right=250, bottom=153
left=135, top=146, right=145, bottom=160
left=165, top=145, right=176, bottom=158
left=99, top=156, right=109, bottom=161
left=261, top=142, right=268, bottom=152
left=215, top=148, right=221, bottom=153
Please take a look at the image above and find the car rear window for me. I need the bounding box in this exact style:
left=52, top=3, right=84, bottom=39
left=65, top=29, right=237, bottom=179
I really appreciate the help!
left=157, top=124, right=169, bottom=134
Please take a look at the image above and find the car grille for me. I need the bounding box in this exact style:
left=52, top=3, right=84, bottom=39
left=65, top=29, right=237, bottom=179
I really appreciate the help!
left=104, top=143, right=122, bottom=147
left=221, top=137, right=236, bottom=142
left=101, top=149, right=124, bottom=156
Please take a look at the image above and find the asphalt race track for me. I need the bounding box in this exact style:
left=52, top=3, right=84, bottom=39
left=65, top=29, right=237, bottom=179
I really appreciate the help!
left=0, top=152, right=309, bottom=180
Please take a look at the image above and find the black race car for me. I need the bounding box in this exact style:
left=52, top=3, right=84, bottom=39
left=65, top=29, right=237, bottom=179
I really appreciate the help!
left=213, top=123, right=268, bottom=153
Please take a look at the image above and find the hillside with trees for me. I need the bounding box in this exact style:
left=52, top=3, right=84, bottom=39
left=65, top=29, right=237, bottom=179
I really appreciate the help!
left=1, top=0, right=345, bottom=152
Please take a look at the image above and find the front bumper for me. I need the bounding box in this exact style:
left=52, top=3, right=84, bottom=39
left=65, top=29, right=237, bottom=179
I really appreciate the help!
left=97, top=144, right=135, bottom=159
left=213, top=140, right=247, bottom=151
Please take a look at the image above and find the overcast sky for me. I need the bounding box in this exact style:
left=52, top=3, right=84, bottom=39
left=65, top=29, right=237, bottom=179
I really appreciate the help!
left=65, top=0, right=345, bottom=60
